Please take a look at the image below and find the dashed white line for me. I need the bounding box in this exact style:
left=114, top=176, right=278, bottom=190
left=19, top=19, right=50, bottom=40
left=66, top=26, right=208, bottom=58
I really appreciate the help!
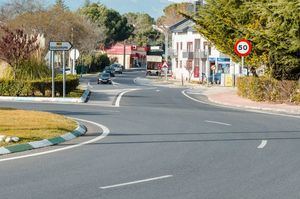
left=205, top=120, right=232, bottom=126
left=99, top=175, right=173, bottom=189
left=115, top=89, right=139, bottom=107
left=0, top=118, right=110, bottom=162
left=257, top=140, right=268, bottom=149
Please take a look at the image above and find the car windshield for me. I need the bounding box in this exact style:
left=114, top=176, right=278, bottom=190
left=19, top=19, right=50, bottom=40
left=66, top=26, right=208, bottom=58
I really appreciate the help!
left=102, top=73, right=110, bottom=77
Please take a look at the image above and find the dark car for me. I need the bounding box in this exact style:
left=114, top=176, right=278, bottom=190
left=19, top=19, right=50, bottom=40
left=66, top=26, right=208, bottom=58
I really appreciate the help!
left=98, top=73, right=112, bottom=84
left=110, top=64, right=123, bottom=74
left=103, top=66, right=115, bottom=77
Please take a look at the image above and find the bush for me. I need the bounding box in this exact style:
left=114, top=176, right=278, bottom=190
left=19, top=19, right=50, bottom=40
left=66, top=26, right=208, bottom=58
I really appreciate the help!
left=0, top=75, right=79, bottom=97
left=237, top=76, right=299, bottom=104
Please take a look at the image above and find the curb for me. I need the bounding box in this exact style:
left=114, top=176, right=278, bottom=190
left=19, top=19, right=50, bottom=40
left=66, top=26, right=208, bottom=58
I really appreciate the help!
left=0, top=124, right=87, bottom=155
left=208, top=97, right=300, bottom=115
left=0, top=89, right=91, bottom=104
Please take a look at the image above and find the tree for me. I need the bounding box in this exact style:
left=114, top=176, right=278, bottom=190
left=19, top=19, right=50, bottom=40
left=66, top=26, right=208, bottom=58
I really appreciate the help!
left=55, top=0, right=68, bottom=10
left=124, top=12, right=163, bottom=46
left=80, top=3, right=134, bottom=47
left=157, top=2, right=193, bottom=26
left=0, top=0, right=44, bottom=21
left=184, top=0, right=300, bottom=80
left=7, top=6, right=104, bottom=54
left=0, top=26, right=39, bottom=79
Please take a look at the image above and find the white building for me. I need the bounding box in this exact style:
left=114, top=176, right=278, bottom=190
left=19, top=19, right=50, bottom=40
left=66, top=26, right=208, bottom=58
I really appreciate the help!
left=169, top=18, right=241, bottom=83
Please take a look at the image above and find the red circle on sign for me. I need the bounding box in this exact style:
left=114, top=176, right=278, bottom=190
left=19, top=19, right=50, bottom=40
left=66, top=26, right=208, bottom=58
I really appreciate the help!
left=234, top=39, right=252, bottom=57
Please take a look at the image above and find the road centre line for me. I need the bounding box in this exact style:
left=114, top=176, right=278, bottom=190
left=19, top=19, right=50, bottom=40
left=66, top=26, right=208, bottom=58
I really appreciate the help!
left=100, top=175, right=173, bottom=189
left=0, top=118, right=110, bottom=162
left=257, top=140, right=268, bottom=149
left=115, top=89, right=139, bottom=107
left=205, top=120, right=232, bottom=126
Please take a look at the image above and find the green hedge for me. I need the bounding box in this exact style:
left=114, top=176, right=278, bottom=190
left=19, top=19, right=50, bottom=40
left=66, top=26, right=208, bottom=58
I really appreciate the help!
left=0, top=75, right=79, bottom=97
left=237, top=76, right=300, bottom=103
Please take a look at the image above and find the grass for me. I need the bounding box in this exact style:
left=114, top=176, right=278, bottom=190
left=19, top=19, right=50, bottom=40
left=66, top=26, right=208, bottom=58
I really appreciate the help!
left=0, top=109, right=77, bottom=147
left=67, top=89, right=85, bottom=98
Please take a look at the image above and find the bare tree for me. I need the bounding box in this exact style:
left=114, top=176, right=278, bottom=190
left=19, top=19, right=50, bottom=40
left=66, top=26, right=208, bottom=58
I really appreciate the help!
left=0, top=0, right=44, bottom=21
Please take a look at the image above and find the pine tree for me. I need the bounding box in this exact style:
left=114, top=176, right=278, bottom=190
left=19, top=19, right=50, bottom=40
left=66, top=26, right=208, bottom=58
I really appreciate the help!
left=55, top=0, right=68, bottom=10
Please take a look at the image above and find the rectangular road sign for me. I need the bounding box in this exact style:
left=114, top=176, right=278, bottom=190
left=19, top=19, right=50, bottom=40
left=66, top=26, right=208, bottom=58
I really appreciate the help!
left=49, top=41, right=73, bottom=51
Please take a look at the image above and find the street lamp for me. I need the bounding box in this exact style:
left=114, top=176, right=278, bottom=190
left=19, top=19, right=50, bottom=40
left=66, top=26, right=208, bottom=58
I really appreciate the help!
left=152, top=25, right=169, bottom=81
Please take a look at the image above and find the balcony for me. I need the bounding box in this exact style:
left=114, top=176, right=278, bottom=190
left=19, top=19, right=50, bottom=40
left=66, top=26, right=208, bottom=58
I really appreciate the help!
left=194, top=50, right=208, bottom=59
left=182, top=51, right=194, bottom=59
left=169, top=49, right=178, bottom=58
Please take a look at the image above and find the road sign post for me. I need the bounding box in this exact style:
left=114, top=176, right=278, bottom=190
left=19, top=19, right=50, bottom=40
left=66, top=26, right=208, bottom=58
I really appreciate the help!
left=62, top=51, right=66, bottom=98
left=51, top=51, right=55, bottom=98
left=234, top=39, right=252, bottom=77
left=49, top=41, right=73, bottom=98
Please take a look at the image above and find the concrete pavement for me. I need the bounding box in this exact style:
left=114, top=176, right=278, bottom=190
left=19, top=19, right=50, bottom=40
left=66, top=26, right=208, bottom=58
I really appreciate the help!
left=1, top=70, right=300, bottom=199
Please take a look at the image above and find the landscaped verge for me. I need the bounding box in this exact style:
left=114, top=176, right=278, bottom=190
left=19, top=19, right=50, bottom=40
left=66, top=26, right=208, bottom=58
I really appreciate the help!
left=0, top=109, right=77, bottom=147
left=237, top=76, right=300, bottom=104
left=0, top=108, right=87, bottom=155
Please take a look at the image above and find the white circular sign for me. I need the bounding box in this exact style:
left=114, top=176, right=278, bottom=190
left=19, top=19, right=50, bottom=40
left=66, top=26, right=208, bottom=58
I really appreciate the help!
left=234, top=39, right=252, bottom=57
left=70, top=49, right=80, bottom=60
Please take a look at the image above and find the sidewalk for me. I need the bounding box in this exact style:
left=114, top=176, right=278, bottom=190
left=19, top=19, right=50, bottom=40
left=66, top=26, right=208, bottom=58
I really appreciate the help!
left=150, top=77, right=300, bottom=115
left=199, top=86, right=300, bottom=115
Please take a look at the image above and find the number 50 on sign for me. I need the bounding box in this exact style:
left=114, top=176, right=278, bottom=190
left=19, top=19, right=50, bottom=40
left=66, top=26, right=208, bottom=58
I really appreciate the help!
left=234, top=39, right=252, bottom=57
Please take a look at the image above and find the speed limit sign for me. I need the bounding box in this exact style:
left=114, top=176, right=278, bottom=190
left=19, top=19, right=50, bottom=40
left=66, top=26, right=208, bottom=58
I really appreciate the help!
left=234, top=39, right=252, bottom=57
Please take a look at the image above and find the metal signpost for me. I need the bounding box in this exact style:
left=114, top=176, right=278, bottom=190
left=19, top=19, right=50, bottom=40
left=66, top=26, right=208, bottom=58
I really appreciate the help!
left=49, top=41, right=73, bottom=98
left=234, top=39, right=252, bottom=73
left=70, top=49, right=80, bottom=75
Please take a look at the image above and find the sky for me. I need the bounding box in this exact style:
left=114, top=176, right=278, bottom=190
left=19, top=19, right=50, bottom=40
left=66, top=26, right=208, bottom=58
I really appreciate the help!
left=0, top=0, right=195, bottom=19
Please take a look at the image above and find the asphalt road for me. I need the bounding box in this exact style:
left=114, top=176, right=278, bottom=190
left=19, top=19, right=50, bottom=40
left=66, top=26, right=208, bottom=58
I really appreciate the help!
left=1, top=70, right=300, bottom=199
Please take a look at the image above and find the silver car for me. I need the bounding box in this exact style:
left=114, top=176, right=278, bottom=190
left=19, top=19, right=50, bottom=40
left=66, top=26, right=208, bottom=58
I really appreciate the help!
left=111, top=64, right=123, bottom=74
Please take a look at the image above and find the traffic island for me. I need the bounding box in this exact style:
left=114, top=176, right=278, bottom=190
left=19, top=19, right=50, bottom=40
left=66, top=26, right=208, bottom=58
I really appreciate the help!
left=0, top=108, right=87, bottom=155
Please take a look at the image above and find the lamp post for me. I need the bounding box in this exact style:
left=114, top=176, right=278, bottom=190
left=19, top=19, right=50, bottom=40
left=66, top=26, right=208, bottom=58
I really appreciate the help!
left=152, top=25, right=169, bottom=81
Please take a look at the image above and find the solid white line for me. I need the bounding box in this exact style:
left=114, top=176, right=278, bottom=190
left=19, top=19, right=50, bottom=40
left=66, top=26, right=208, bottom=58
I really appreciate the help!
left=0, top=118, right=110, bottom=162
left=257, top=140, right=268, bottom=149
left=115, top=89, right=139, bottom=107
left=205, top=120, right=232, bottom=126
left=182, top=90, right=300, bottom=119
left=100, top=175, right=173, bottom=189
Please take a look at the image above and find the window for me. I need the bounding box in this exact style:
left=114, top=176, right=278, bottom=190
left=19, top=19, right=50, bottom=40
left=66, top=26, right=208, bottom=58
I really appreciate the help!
left=176, top=60, right=178, bottom=68
left=195, top=39, right=201, bottom=51
left=180, top=42, right=183, bottom=50
left=176, top=42, right=179, bottom=52
left=187, top=42, right=193, bottom=52
left=180, top=60, right=182, bottom=68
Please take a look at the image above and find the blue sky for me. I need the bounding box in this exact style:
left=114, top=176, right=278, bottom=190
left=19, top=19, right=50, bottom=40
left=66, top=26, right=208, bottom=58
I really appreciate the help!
left=0, top=0, right=192, bottom=19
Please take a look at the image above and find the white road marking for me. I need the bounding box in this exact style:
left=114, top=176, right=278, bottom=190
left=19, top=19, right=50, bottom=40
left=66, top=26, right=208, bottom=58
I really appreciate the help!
left=205, top=120, right=232, bottom=126
left=0, top=118, right=110, bottom=162
left=88, top=82, right=94, bottom=89
left=257, top=140, right=268, bottom=149
left=182, top=89, right=300, bottom=119
left=115, top=89, right=139, bottom=107
left=156, top=90, right=160, bottom=92
left=100, top=175, right=173, bottom=189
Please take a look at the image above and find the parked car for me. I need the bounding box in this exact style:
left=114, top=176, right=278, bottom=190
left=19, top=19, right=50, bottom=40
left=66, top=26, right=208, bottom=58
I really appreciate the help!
left=110, top=63, right=123, bottom=74
left=103, top=66, right=115, bottom=77
left=98, top=72, right=112, bottom=84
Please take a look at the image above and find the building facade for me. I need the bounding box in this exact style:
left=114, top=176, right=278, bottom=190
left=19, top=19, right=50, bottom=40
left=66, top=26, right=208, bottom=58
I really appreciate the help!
left=170, top=19, right=241, bottom=83
left=105, top=43, right=148, bottom=69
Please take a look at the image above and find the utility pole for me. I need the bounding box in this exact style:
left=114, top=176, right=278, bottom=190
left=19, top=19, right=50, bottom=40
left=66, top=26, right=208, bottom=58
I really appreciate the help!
left=123, top=40, right=126, bottom=69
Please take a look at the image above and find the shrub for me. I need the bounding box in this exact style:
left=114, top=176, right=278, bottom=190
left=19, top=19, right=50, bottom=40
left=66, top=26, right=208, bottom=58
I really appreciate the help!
left=237, top=76, right=299, bottom=103
left=0, top=75, right=79, bottom=97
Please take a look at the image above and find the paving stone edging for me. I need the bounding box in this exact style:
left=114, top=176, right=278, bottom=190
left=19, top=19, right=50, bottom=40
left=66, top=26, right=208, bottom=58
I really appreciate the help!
left=0, top=124, right=87, bottom=155
left=0, top=89, right=91, bottom=103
